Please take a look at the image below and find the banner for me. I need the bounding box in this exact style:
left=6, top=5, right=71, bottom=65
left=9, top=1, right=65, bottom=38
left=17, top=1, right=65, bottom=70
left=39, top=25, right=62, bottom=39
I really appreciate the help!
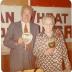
left=1, top=5, right=72, bottom=55
left=32, top=6, right=72, bottom=42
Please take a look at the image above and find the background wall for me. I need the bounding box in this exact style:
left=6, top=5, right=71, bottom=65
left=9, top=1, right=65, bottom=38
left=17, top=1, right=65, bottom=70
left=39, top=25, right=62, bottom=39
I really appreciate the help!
left=1, top=0, right=28, bottom=6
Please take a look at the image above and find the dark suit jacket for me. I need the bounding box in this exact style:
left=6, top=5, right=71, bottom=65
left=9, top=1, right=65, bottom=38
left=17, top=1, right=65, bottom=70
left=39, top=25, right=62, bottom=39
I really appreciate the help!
left=3, top=21, right=40, bottom=71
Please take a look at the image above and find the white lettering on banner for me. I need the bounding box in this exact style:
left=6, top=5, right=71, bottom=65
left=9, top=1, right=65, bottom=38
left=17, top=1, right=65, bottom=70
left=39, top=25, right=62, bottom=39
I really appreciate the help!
left=1, top=5, right=21, bottom=55
left=1, top=5, right=72, bottom=55
left=1, top=12, right=14, bottom=23
left=32, top=6, right=72, bottom=42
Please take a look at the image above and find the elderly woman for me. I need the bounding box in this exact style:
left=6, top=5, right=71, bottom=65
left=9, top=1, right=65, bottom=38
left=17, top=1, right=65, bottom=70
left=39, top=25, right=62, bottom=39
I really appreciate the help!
left=33, top=16, right=71, bottom=72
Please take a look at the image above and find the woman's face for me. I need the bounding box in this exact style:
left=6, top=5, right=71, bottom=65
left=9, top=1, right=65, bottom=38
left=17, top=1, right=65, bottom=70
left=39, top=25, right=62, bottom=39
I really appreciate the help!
left=43, top=18, right=54, bottom=32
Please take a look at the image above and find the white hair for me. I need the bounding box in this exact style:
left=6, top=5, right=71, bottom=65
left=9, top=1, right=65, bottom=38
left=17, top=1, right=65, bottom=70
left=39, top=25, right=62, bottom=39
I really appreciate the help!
left=42, top=15, right=55, bottom=25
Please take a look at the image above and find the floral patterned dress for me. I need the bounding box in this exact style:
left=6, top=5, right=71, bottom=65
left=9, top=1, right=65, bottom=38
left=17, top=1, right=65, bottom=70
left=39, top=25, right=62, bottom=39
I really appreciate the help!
left=33, top=29, right=70, bottom=72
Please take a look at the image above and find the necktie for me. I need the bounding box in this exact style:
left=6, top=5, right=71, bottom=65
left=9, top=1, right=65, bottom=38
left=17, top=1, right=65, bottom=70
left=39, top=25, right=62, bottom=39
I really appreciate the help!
left=24, top=24, right=28, bottom=33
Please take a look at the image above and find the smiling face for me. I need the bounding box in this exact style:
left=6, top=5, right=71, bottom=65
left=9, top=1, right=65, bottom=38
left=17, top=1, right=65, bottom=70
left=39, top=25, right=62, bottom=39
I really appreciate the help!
left=21, top=6, right=32, bottom=23
left=42, top=16, right=55, bottom=33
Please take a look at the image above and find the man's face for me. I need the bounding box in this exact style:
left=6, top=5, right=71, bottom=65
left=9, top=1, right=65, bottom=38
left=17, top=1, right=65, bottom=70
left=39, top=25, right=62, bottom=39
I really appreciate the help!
left=21, top=8, right=31, bottom=23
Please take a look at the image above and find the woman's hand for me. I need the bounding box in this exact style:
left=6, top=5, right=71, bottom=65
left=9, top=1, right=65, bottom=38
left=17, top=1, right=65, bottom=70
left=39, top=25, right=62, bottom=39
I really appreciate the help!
left=44, top=48, right=54, bottom=55
left=63, top=69, right=71, bottom=72
left=63, top=63, right=71, bottom=72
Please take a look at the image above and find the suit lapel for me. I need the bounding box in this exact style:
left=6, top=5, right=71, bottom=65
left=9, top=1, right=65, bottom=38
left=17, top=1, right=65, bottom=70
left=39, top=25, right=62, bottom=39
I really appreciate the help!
left=20, top=21, right=33, bottom=34
left=18, top=22, right=34, bottom=37
left=18, top=21, right=23, bottom=36
left=30, top=22, right=33, bottom=35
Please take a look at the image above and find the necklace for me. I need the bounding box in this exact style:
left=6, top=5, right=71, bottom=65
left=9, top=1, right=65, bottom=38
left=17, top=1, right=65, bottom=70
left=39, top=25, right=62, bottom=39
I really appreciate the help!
left=48, top=41, right=55, bottom=48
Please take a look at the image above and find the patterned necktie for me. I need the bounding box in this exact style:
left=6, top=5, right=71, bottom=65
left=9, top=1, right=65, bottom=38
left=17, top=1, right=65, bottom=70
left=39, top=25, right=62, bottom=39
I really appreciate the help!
left=24, top=24, right=28, bottom=33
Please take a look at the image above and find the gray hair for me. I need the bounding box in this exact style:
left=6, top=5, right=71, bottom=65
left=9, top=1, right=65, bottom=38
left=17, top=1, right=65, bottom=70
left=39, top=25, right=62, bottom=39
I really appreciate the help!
left=40, top=15, right=55, bottom=36
left=42, top=15, right=55, bottom=25
left=21, top=5, right=33, bottom=15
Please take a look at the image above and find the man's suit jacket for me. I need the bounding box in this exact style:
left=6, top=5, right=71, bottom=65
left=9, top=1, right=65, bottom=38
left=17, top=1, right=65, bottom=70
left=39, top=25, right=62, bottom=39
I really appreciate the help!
left=3, top=21, right=40, bottom=71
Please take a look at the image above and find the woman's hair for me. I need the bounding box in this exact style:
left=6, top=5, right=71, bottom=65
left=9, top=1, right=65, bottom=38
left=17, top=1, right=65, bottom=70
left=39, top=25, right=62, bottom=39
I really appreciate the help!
left=42, top=15, right=55, bottom=25
left=40, top=15, right=55, bottom=36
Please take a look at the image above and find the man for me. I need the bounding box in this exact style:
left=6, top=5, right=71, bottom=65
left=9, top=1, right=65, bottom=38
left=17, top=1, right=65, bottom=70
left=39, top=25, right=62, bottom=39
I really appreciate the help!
left=3, top=6, right=40, bottom=72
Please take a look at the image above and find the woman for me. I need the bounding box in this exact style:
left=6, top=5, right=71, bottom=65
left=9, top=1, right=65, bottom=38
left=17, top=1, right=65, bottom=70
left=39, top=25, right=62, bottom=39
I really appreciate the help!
left=33, top=16, right=71, bottom=72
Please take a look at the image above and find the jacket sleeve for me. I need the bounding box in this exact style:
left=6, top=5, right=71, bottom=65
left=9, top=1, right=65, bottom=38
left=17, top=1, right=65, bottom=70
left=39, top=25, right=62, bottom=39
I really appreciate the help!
left=3, top=23, right=18, bottom=49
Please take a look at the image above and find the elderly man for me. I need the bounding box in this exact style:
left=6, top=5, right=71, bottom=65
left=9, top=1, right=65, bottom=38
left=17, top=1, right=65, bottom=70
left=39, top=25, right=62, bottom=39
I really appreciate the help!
left=4, top=6, right=40, bottom=72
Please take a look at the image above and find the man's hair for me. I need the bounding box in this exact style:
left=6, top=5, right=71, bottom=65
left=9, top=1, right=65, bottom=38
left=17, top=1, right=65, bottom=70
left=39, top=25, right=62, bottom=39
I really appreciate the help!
left=21, top=5, right=33, bottom=15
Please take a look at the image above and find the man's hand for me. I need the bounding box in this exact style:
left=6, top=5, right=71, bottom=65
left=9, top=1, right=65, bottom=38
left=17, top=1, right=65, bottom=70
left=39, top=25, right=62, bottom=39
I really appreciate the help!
left=18, top=37, right=24, bottom=44
left=16, top=71, right=22, bottom=72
